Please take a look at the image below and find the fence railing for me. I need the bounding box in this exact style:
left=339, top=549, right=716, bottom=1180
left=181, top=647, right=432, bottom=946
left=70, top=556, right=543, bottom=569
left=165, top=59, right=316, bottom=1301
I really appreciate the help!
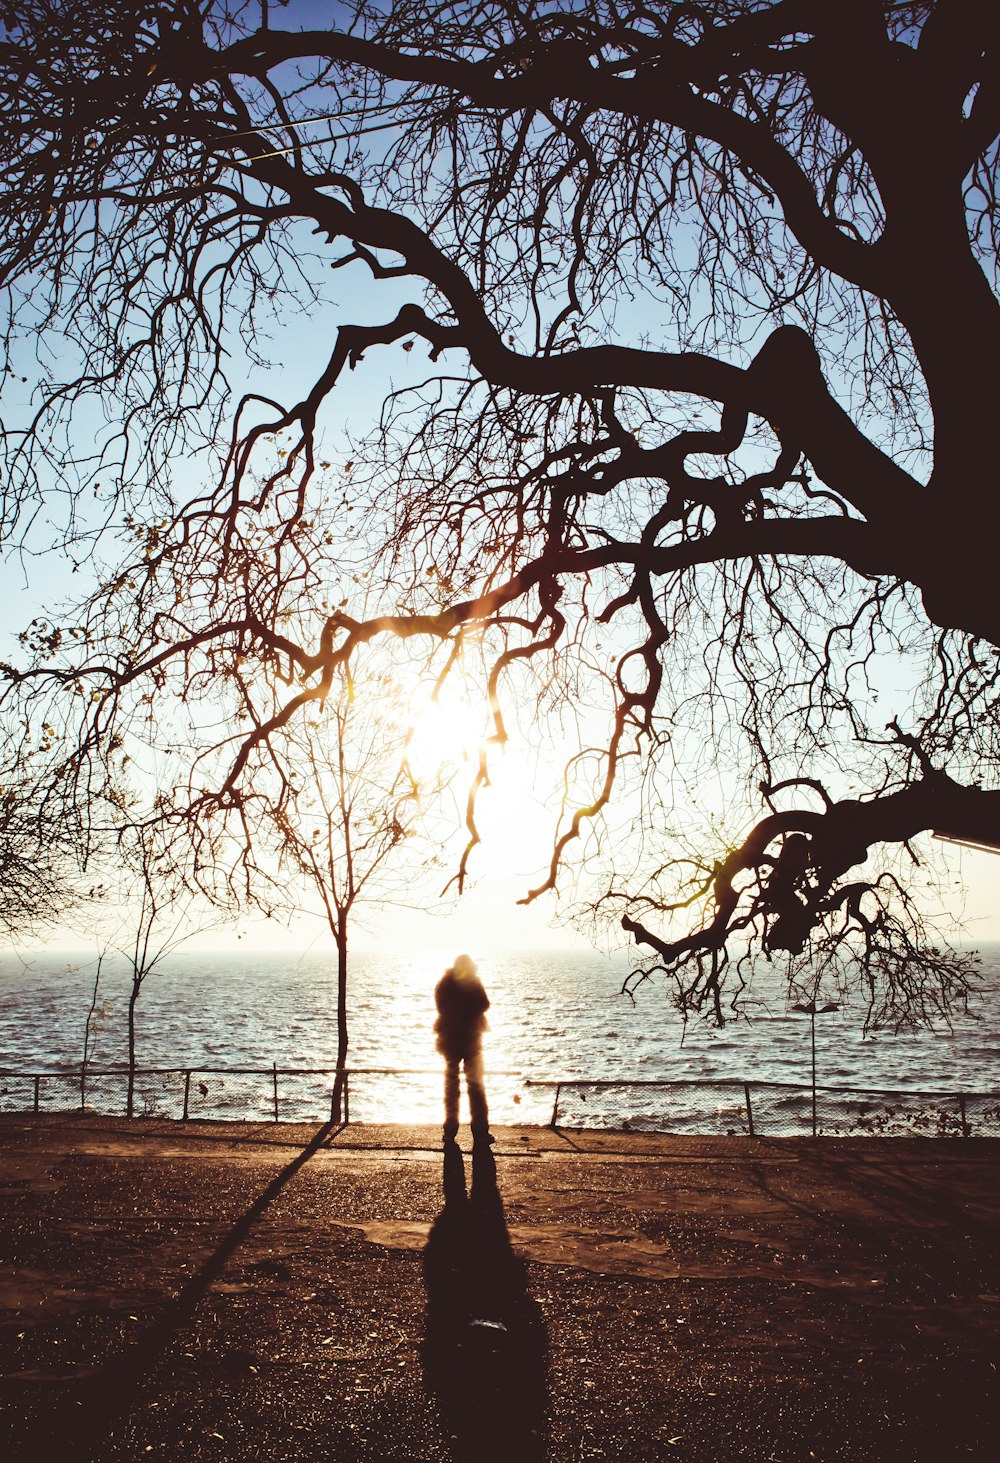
left=0, top=1065, right=527, bottom=1128
left=0, top=1064, right=997, bottom=1137
left=535, top=1077, right=1000, bottom=1138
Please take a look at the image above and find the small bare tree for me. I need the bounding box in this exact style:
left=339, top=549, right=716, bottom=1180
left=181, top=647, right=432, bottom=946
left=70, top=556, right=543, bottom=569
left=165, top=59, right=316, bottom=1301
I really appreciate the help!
left=261, top=670, right=444, bottom=1122
left=118, top=823, right=204, bottom=1119
left=79, top=952, right=110, bottom=1110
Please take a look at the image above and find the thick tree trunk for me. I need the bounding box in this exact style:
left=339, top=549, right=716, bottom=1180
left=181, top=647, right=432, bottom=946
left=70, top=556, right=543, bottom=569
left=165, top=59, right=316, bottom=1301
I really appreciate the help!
left=331, top=911, right=349, bottom=1123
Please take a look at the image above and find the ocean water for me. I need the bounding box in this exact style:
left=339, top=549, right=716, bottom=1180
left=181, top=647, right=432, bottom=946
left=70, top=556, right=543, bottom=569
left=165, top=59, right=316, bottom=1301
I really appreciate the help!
left=0, top=945, right=997, bottom=1132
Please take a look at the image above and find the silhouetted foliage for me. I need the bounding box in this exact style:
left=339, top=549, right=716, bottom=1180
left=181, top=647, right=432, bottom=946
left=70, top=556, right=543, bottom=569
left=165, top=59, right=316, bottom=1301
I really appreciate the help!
left=0, top=729, right=88, bottom=936
left=1, top=2, right=998, bottom=1023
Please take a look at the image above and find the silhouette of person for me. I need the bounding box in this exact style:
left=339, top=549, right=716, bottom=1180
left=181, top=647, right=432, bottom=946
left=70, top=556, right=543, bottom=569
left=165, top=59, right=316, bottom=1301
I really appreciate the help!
left=434, top=953, right=491, bottom=1144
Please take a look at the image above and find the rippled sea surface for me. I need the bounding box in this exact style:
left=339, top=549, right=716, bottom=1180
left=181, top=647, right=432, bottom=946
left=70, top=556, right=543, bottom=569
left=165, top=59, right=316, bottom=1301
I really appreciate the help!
left=1, top=944, right=997, bottom=1130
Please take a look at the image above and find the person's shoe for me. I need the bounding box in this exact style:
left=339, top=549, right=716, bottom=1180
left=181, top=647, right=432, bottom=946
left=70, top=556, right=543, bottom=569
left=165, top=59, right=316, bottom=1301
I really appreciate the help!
left=472, top=1127, right=495, bottom=1146
left=443, top=1120, right=459, bottom=1141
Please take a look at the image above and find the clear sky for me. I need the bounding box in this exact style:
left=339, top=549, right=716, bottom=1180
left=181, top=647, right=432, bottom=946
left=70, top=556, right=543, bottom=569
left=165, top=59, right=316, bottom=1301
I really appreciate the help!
left=204, top=839, right=1000, bottom=956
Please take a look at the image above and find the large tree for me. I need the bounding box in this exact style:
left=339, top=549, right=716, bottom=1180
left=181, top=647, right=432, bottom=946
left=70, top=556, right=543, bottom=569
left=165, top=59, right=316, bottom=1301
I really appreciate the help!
left=1, top=1, right=997, bottom=1024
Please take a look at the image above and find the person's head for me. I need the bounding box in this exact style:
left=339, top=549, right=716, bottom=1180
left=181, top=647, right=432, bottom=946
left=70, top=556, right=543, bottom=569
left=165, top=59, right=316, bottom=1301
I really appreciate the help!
left=452, top=952, right=478, bottom=980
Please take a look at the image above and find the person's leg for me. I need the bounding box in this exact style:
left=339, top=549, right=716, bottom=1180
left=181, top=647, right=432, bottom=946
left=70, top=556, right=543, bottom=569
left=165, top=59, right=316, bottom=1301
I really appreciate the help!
left=464, top=1047, right=491, bottom=1140
left=443, top=1058, right=460, bottom=1139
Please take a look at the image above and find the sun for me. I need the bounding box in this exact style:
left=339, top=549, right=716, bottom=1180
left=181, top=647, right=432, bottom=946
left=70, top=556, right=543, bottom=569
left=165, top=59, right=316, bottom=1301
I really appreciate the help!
left=404, top=692, right=559, bottom=883
left=404, top=692, right=489, bottom=778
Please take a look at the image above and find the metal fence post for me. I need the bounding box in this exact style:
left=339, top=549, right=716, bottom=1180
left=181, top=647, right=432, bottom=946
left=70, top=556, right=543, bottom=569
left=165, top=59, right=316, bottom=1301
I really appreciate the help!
left=182, top=1070, right=191, bottom=1122
left=272, top=1062, right=279, bottom=1123
left=744, top=1081, right=755, bottom=1137
left=33, top=1075, right=40, bottom=1113
left=344, top=1071, right=350, bottom=1126
left=959, top=1093, right=970, bottom=1138
left=549, top=1082, right=562, bottom=1128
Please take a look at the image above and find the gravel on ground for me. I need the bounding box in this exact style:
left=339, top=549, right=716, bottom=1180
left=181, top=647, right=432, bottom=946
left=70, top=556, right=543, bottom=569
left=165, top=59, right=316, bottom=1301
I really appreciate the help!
left=0, top=1115, right=997, bottom=1461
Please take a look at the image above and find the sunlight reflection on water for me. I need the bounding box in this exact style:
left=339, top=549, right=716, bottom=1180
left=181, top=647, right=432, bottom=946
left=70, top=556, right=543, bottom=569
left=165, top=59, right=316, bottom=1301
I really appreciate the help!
left=1, top=945, right=997, bottom=1127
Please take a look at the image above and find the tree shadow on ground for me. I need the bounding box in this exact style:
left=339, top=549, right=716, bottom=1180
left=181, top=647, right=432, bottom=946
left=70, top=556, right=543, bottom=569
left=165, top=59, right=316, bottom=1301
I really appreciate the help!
left=423, top=1139, right=548, bottom=1461
left=23, top=1119, right=340, bottom=1462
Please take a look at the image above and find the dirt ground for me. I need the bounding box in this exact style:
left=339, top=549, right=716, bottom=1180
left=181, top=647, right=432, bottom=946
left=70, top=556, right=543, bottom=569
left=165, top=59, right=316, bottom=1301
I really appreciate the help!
left=0, top=1114, right=997, bottom=1461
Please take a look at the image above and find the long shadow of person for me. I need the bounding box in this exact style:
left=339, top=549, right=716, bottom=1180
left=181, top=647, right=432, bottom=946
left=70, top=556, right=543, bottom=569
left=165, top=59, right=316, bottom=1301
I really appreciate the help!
left=423, top=1139, right=548, bottom=1461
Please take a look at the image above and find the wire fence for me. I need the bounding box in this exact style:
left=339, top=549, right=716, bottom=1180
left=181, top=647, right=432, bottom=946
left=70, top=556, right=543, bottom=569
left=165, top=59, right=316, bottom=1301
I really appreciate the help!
left=538, top=1077, right=1000, bottom=1138
left=0, top=1064, right=997, bottom=1137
